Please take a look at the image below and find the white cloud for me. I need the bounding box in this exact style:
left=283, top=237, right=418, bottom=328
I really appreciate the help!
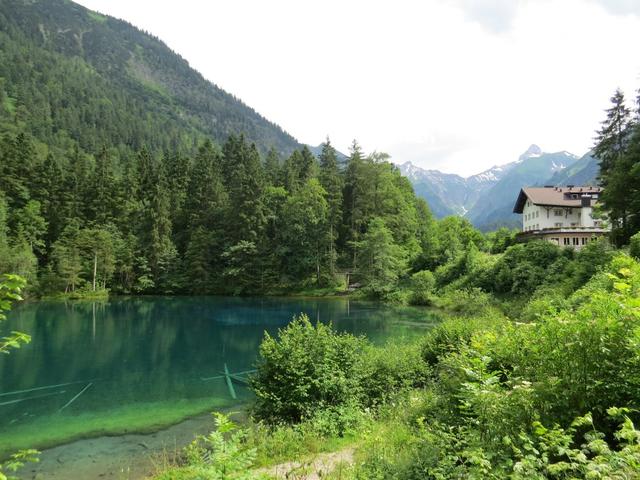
left=75, top=0, right=640, bottom=176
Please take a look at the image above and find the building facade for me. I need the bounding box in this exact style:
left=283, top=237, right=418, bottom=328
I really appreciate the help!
left=513, top=186, right=609, bottom=250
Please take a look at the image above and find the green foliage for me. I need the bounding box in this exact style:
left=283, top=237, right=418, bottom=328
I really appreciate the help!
left=594, top=88, right=640, bottom=245
left=631, top=231, right=640, bottom=259
left=251, top=315, right=431, bottom=429
left=357, top=218, right=408, bottom=299
left=0, top=124, right=440, bottom=296
left=409, top=270, right=436, bottom=305
left=346, top=254, right=640, bottom=479
left=251, top=314, right=366, bottom=425
left=359, top=341, right=431, bottom=408
left=432, top=288, right=494, bottom=317
left=0, top=273, right=38, bottom=479
left=0, top=449, right=39, bottom=480
left=155, top=413, right=266, bottom=480
left=0, top=274, right=29, bottom=354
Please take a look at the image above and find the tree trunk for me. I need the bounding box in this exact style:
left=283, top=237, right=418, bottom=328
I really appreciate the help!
left=92, top=251, right=98, bottom=292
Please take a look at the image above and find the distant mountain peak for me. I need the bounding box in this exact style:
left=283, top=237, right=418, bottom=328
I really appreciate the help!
left=519, top=144, right=542, bottom=161
left=399, top=146, right=583, bottom=230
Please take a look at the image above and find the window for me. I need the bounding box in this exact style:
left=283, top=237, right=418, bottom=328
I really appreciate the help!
left=572, top=237, right=579, bottom=246
left=554, top=222, right=563, bottom=227
left=554, top=209, right=563, bottom=216
left=581, top=238, right=588, bottom=245
left=550, top=237, right=559, bottom=245
left=563, top=238, right=570, bottom=245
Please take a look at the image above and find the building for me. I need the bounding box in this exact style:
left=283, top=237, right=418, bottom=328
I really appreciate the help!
left=512, top=185, right=609, bottom=249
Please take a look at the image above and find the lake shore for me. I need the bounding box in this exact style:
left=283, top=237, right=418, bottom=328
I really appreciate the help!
left=15, top=411, right=230, bottom=480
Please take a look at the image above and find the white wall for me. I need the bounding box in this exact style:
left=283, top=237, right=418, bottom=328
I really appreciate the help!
left=521, top=200, right=587, bottom=232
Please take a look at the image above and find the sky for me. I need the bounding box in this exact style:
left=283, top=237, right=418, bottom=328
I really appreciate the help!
left=75, top=0, right=640, bottom=177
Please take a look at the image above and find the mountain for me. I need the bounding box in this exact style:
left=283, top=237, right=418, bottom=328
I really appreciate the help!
left=397, top=160, right=517, bottom=217
left=545, top=152, right=599, bottom=187
left=0, top=0, right=300, bottom=158
left=399, top=145, right=580, bottom=230
left=466, top=147, right=579, bottom=230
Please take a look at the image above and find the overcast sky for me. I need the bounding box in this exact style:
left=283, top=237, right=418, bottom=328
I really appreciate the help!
left=76, top=0, right=640, bottom=176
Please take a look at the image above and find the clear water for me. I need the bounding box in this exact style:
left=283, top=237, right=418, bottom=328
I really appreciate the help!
left=0, top=296, right=441, bottom=454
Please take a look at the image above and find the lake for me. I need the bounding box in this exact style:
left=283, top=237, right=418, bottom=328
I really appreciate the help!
left=0, top=296, right=441, bottom=456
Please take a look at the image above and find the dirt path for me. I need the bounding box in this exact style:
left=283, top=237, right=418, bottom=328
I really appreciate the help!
left=258, top=448, right=355, bottom=480
left=15, top=413, right=216, bottom=480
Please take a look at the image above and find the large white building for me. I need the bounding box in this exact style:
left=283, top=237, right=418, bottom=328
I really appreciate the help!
left=513, top=186, right=609, bottom=249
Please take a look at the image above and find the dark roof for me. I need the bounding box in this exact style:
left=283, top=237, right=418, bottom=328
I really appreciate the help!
left=513, top=186, right=603, bottom=213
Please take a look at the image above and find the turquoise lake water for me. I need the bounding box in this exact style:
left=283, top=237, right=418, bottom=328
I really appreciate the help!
left=0, top=296, right=441, bottom=454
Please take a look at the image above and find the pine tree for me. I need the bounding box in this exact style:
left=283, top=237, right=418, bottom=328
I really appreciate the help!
left=88, top=146, right=119, bottom=225
left=595, top=90, right=634, bottom=244
left=223, top=135, right=265, bottom=244
left=264, top=148, right=282, bottom=186
left=594, top=89, right=631, bottom=182
left=318, top=138, right=343, bottom=277
left=342, top=140, right=369, bottom=268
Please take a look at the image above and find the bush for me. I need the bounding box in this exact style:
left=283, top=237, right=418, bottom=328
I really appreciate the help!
left=433, top=288, right=494, bottom=316
left=420, top=316, right=490, bottom=367
left=381, top=288, right=411, bottom=305
left=630, top=231, right=640, bottom=259
left=359, top=341, right=431, bottom=407
left=154, top=412, right=267, bottom=480
left=251, top=315, right=367, bottom=424
left=409, top=270, right=435, bottom=305
left=251, top=315, right=434, bottom=427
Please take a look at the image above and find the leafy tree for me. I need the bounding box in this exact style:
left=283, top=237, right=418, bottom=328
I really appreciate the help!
left=357, top=217, right=408, bottom=297
left=278, top=179, right=329, bottom=285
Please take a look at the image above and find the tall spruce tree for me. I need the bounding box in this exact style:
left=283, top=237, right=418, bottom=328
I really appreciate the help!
left=594, top=89, right=631, bottom=182
left=318, top=138, right=343, bottom=277
left=595, top=89, right=634, bottom=244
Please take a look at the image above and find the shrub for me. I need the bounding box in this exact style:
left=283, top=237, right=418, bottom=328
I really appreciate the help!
left=251, top=315, right=367, bottom=424
left=359, top=341, right=431, bottom=407
left=420, top=316, right=487, bottom=367
left=251, top=315, right=433, bottom=427
left=409, top=270, right=435, bottom=305
left=381, top=288, right=411, bottom=305
left=154, top=412, right=266, bottom=480
left=433, top=288, right=494, bottom=316
left=631, top=231, right=640, bottom=259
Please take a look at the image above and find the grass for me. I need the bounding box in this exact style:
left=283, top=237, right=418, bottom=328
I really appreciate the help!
left=0, top=397, right=236, bottom=458
left=42, top=288, right=109, bottom=300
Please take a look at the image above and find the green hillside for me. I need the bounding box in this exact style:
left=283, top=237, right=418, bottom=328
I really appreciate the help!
left=0, top=0, right=300, bottom=159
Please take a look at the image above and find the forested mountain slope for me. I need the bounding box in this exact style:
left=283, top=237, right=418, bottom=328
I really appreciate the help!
left=0, top=0, right=300, bottom=158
